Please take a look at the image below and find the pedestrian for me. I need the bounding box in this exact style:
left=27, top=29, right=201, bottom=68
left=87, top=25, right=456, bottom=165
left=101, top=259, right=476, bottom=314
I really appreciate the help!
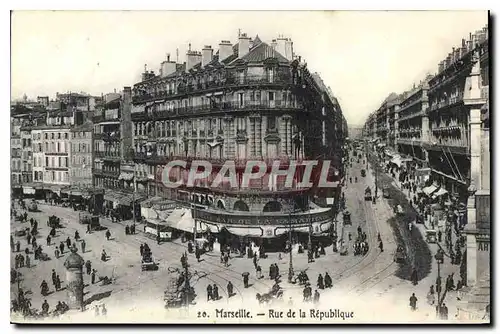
left=81, top=239, right=86, bottom=253
left=213, top=284, right=219, bottom=300
left=256, top=265, right=262, bottom=279
left=74, top=231, right=80, bottom=241
left=441, top=303, right=449, bottom=320
left=85, top=260, right=92, bottom=275
left=41, top=300, right=49, bottom=315
left=409, top=293, right=418, bottom=311
left=95, top=305, right=100, bottom=317
left=101, top=249, right=107, bottom=261
left=55, top=275, right=61, bottom=291
left=379, top=240, right=384, bottom=252
left=195, top=248, right=201, bottom=262
left=52, top=269, right=57, bottom=286
left=46, top=235, right=51, bottom=246
left=317, top=274, right=324, bottom=289
left=207, top=284, right=212, bottom=301
left=27, top=234, right=31, bottom=245
left=101, top=304, right=107, bottom=317
left=313, top=290, right=320, bottom=304
left=16, top=241, right=20, bottom=253
left=242, top=272, right=250, bottom=288
left=411, top=267, right=419, bottom=285
left=224, top=253, right=229, bottom=267
left=66, top=237, right=71, bottom=248
left=86, top=223, right=91, bottom=234
left=269, top=264, right=274, bottom=279
left=54, top=247, right=60, bottom=259
left=227, top=281, right=234, bottom=297
left=60, top=242, right=65, bottom=254
left=105, top=230, right=111, bottom=241
left=125, top=225, right=130, bottom=235
left=91, top=269, right=97, bottom=284
left=324, top=272, right=332, bottom=288
left=25, top=254, right=30, bottom=268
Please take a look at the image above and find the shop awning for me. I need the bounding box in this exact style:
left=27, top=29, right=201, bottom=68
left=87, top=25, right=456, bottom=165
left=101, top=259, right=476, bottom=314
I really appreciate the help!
left=118, top=173, right=134, bottom=181
left=432, top=188, right=448, bottom=199
left=422, top=184, right=439, bottom=196
left=104, top=191, right=121, bottom=203
left=390, top=156, right=402, bottom=167
left=166, top=208, right=195, bottom=233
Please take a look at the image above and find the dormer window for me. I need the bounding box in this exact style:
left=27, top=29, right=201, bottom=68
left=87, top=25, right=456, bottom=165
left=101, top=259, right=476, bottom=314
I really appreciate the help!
left=268, top=68, right=275, bottom=83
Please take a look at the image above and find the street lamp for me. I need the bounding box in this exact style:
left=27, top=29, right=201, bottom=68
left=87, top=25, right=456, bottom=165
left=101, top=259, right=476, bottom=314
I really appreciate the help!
left=434, top=249, right=445, bottom=317
left=287, top=211, right=294, bottom=283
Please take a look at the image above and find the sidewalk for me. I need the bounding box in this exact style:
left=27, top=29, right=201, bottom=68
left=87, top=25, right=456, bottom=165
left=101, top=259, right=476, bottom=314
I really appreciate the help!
left=373, top=161, right=465, bottom=319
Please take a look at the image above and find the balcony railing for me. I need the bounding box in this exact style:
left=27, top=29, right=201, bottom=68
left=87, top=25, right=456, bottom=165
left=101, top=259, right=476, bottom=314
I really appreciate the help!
left=93, top=169, right=120, bottom=178
left=133, top=100, right=302, bottom=121
left=95, top=151, right=121, bottom=160
left=133, top=75, right=294, bottom=104
left=195, top=207, right=332, bottom=227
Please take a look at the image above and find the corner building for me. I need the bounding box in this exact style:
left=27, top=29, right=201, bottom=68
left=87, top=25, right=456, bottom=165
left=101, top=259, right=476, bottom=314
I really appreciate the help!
left=131, top=33, right=346, bottom=245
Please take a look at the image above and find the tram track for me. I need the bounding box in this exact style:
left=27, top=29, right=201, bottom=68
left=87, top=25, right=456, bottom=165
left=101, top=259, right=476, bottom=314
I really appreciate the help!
left=330, top=165, right=398, bottom=293
left=34, top=203, right=269, bottom=305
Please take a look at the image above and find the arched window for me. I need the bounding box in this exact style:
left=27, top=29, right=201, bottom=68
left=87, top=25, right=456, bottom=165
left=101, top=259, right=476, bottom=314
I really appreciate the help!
left=233, top=200, right=249, bottom=212
left=216, top=199, right=226, bottom=210
left=263, top=201, right=281, bottom=212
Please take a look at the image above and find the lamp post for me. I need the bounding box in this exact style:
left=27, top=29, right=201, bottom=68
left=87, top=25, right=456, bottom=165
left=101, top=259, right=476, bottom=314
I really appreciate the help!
left=435, top=248, right=445, bottom=317
left=288, top=211, right=294, bottom=283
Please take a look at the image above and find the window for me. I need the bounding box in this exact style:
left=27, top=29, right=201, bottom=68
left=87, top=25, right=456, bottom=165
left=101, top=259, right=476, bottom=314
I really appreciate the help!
left=238, top=93, right=244, bottom=108
left=269, top=92, right=275, bottom=101
left=45, top=143, right=48, bottom=152
left=45, top=157, right=49, bottom=166
left=51, top=157, right=55, bottom=167
left=238, top=71, right=245, bottom=84
left=64, top=133, right=68, bottom=139
left=57, top=133, right=61, bottom=139
left=65, top=157, right=69, bottom=167
left=268, top=116, right=276, bottom=130
left=52, top=171, right=55, bottom=181
left=57, top=142, right=60, bottom=153
left=44, top=133, right=48, bottom=139
left=268, top=69, right=274, bottom=83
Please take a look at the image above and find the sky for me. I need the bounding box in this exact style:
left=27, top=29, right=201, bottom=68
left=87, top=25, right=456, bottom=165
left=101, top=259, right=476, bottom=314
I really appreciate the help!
left=11, top=10, right=488, bottom=126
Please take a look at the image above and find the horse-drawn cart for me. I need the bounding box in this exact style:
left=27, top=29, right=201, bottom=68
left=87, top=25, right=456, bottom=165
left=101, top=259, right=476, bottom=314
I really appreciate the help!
left=364, top=187, right=372, bottom=201
left=79, top=213, right=101, bottom=231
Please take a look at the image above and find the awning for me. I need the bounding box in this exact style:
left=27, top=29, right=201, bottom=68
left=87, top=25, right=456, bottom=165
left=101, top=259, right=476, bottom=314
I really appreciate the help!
left=103, top=192, right=119, bottom=203
left=23, top=186, right=36, bottom=195
left=422, top=184, right=439, bottom=196
left=166, top=208, right=195, bottom=233
left=390, top=156, right=402, bottom=168
left=207, top=141, right=222, bottom=147
left=118, top=173, right=134, bottom=181
left=432, top=188, right=448, bottom=199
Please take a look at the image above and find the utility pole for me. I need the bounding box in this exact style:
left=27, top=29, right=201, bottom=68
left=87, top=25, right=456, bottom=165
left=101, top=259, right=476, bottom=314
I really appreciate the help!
left=288, top=210, right=294, bottom=283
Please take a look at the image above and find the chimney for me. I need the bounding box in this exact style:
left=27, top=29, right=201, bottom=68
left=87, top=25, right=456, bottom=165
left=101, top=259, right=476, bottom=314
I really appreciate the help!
left=202, top=45, right=214, bottom=67
left=186, top=50, right=202, bottom=72
left=276, top=37, right=287, bottom=58
left=160, top=53, right=177, bottom=78
left=238, top=33, right=251, bottom=58
left=284, top=39, right=294, bottom=61
left=438, top=61, right=444, bottom=73
left=218, top=40, right=233, bottom=62
left=271, top=39, right=277, bottom=50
